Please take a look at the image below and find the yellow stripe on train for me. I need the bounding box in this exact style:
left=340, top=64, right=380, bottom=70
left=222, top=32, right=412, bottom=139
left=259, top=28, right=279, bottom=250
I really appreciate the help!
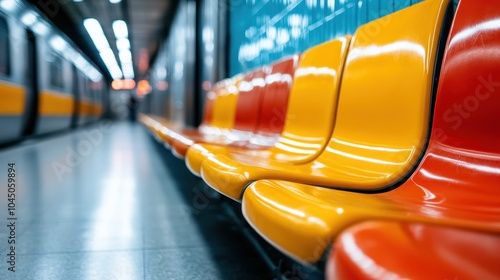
left=39, top=91, right=75, bottom=115
left=0, top=82, right=25, bottom=115
left=78, top=100, right=102, bottom=116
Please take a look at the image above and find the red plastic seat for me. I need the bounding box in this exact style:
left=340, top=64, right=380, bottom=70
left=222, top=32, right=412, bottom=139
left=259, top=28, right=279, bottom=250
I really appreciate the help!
left=328, top=221, right=500, bottom=280
left=185, top=55, right=301, bottom=173
left=170, top=57, right=298, bottom=158
left=242, top=0, right=500, bottom=264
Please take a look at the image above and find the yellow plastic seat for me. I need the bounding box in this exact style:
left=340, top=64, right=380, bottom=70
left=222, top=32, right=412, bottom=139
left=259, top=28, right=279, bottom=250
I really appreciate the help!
left=205, top=77, right=240, bottom=131
left=200, top=0, right=449, bottom=200
left=243, top=169, right=500, bottom=265
left=185, top=36, right=350, bottom=179
left=139, top=114, right=177, bottom=143
left=241, top=0, right=500, bottom=265
left=154, top=76, right=241, bottom=149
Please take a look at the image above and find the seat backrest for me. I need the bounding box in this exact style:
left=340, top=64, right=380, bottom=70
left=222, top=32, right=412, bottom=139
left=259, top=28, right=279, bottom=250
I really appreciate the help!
left=200, top=81, right=223, bottom=126
left=232, top=69, right=266, bottom=133
left=387, top=0, right=500, bottom=218
left=255, top=56, right=299, bottom=136
left=269, top=37, right=351, bottom=163
left=319, top=0, right=451, bottom=189
left=432, top=0, right=500, bottom=154
left=208, top=76, right=241, bottom=129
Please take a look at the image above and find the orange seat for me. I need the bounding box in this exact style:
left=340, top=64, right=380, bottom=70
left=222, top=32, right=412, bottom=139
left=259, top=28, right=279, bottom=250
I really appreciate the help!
left=171, top=56, right=298, bottom=158
left=328, top=221, right=500, bottom=280
left=201, top=0, right=449, bottom=200
left=242, top=0, right=500, bottom=264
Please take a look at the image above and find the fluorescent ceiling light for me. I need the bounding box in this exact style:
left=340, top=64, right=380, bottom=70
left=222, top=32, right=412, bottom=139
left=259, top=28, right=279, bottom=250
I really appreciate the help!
left=74, top=54, right=87, bottom=68
left=112, top=20, right=128, bottom=38
left=49, top=36, right=67, bottom=52
left=100, top=53, right=119, bottom=67
left=83, top=18, right=103, bottom=34
left=116, top=38, right=130, bottom=50
left=119, top=49, right=132, bottom=62
left=110, top=69, right=123, bottom=79
left=21, top=12, right=37, bottom=27
left=123, top=68, right=134, bottom=78
left=83, top=18, right=110, bottom=51
left=63, top=48, right=78, bottom=61
left=100, top=47, right=115, bottom=58
left=0, top=0, right=17, bottom=12
left=32, top=22, right=49, bottom=36
left=84, top=18, right=121, bottom=79
left=110, top=0, right=121, bottom=3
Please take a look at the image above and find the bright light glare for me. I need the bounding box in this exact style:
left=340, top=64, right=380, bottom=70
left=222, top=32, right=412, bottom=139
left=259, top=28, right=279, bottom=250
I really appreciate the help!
left=110, top=0, right=121, bottom=3
left=112, top=20, right=128, bottom=38
left=49, top=36, right=67, bottom=52
left=84, top=18, right=122, bottom=79
left=32, top=22, right=49, bottom=36
left=119, top=49, right=132, bottom=62
left=84, top=18, right=110, bottom=51
left=116, top=38, right=130, bottom=50
left=0, top=0, right=17, bottom=12
left=21, top=12, right=37, bottom=27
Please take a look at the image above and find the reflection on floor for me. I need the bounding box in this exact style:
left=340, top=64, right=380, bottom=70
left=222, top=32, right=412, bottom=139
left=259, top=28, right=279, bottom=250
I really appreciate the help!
left=0, top=121, right=272, bottom=279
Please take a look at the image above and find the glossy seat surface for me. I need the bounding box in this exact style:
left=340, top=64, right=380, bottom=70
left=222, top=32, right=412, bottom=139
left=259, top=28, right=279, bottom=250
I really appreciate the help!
left=139, top=78, right=222, bottom=144
left=242, top=0, right=500, bottom=264
left=185, top=56, right=298, bottom=174
left=327, top=221, right=500, bottom=280
left=168, top=72, right=258, bottom=156
left=255, top=57, right=298, bottom=137
left=202, top=0, right=449, bottom=200
left=196, top=37, right=351, bottom=193
left=139, top=114, right=179, bottom=143
left=155, top=76, right=241, bottom=151
left=172, top=57, right=298, bottom=158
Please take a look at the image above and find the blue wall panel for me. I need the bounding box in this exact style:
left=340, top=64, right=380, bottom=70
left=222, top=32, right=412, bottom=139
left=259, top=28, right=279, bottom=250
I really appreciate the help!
left=395, top=0, right=411, bottom=10
left=357, top=0, right=368, bottom=26
left=379, top=0, right=394, bottom=17
left=230, top=0, right=428, bottom=76
left=368, top=0, right=380, bottom=21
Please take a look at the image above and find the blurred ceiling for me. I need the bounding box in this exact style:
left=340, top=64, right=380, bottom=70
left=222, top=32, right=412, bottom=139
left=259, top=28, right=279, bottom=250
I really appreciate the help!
left=30, top=0, right=176, bottom=82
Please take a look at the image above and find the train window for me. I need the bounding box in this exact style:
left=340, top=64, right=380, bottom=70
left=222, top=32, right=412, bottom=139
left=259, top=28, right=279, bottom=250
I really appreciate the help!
left=0, top=16, right=10, bottom=76
left=49, top=54, right=64, bottom=88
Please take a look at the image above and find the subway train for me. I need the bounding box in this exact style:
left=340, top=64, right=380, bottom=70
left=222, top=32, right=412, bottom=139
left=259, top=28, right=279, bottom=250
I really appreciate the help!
left=0, top=0, right=105, bottom=146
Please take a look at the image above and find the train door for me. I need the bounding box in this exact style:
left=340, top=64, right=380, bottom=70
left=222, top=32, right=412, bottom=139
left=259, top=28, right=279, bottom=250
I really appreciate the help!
left=70, top=65, right=79, bottom=127
left=21, top=29, right=38, bottom=136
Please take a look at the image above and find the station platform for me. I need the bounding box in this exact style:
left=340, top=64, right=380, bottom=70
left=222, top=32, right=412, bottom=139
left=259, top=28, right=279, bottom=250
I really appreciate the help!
left=0, top=121, right=271, bottom=279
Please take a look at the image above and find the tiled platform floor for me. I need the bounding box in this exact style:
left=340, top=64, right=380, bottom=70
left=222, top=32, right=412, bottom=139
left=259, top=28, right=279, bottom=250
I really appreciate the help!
left=0, top=121, right=271, bottom=279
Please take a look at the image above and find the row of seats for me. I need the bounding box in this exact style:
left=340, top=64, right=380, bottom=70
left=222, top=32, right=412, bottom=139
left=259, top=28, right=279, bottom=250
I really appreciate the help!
left=141, top=0, right=500, bottom=277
